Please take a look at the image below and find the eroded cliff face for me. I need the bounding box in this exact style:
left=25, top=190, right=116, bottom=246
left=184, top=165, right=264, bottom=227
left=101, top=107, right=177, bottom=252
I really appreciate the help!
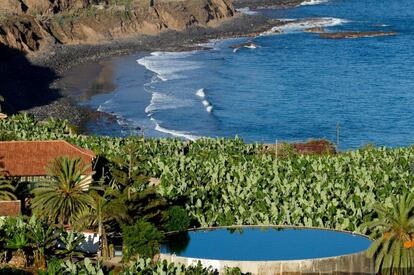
left=0, top=0, right=235, bottom=54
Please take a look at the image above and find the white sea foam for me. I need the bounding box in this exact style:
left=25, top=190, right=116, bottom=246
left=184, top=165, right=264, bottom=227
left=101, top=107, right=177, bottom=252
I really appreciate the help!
left=196, top=88, right=206, bottom=98
left=201, top=100, right=213, bottom=113
left=300, top=0, right=329, bottom=6
left=236, top=7, right=258, bottom=15
left=245, top=44, right=257, bottom=49
left=137, top=51, right=201, bottom=81
left=196, top=39, right=222, bottom=50
left=97, top=99, right=114, bottom=112
left=151, top=118, right=200, bottom=141
left=145, top=92, right=193, bottom=114
left=268, top=17, right=349, bottom=34
left=202, top=100, right=210, bottom=107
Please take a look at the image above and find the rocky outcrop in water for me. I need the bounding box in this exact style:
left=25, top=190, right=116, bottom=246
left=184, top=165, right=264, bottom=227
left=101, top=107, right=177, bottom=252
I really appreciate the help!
left=0, top=0, right=235, bottom=54
left=320, top=31, right=397, bottom=39
left=304, top=27, right=325, bottom=33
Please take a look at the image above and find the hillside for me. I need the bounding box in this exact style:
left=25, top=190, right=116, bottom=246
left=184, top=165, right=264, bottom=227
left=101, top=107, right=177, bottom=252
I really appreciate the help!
left=0, top=0, right=235, bottom=54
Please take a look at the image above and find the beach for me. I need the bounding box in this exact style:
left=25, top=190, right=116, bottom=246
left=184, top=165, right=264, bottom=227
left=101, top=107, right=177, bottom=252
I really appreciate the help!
left=15, top=13, right=276, bottom=127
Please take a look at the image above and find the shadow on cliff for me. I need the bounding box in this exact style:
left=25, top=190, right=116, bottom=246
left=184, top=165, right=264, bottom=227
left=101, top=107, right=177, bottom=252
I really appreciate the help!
left=0, top=44, right=60, bottom=113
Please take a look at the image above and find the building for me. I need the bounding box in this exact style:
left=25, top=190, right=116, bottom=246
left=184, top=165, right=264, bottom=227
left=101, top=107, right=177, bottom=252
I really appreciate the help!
left=0, top=140, right=96, bottom=182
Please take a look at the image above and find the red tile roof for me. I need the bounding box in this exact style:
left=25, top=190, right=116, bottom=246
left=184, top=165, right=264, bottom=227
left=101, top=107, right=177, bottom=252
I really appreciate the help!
left=0, top=140, right=96, bottom=176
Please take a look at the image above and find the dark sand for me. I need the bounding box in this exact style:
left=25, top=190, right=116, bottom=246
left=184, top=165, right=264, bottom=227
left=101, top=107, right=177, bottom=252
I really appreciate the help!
left=57, top=59, right=117, bottom=101
left=58, top=54, right=153, bottom=136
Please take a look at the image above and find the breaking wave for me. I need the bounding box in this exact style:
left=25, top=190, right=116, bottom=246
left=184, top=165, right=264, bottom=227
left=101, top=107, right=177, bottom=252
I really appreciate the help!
left=300, top=0, right=329, bottom=6
left=236, top=7, right=259, bottom=15
left=267, top=17, right=349, bottom=34
left=196, top=89, right=213, bottom=113
left=196, top=88, right=206, bottom=98
left=137, top=51, right=201, bottom=81
left=151, top=118, right=200, bottom=141
left=145, top=92, right=193, bottom=114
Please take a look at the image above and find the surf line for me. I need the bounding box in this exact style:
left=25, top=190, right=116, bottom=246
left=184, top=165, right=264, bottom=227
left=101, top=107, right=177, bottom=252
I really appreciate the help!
left=196, top=88, right=213, bottom=113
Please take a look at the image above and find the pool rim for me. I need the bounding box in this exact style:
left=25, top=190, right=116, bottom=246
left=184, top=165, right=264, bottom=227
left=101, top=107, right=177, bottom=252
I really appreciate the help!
left=161, top=224, right=372, bottom=262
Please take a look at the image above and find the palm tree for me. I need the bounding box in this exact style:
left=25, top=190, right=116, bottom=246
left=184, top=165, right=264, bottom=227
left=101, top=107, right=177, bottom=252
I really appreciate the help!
left=31, top=157, right=95, bottom=225
left=75, top=185, right=129, bottom=259
left=364, top=192, right=414, bottom=275
left=0, top=176, right=17, bottom=200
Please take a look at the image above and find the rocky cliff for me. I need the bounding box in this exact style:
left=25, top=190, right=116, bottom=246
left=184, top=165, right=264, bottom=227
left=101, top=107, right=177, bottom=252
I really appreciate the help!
left=0, top=0, right=235, bottom=54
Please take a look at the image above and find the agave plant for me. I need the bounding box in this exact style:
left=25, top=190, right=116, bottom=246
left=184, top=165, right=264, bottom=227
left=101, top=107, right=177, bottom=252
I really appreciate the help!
left=3, top=217, right=29, bottom=269
left=31, top=157, right=95, bottom=225
left=27, top=216, right=62, bottom=270
left=364, top=192, right=414, bottom=274
left=55, top=230, right=85, bottom=261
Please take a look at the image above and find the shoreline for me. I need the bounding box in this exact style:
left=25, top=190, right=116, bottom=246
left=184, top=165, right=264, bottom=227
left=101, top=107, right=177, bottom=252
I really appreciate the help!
left=23, top=13, right=278, bottom=129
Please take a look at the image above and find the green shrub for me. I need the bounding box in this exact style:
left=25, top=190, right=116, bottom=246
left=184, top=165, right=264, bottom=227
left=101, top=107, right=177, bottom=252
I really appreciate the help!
left=121, top=258, right=218, bottom=275
left=164, top=206, right=190, bottom=232
left=0, top=130, right=18, bottom=141
left=122, top=220, right=164, bottom=260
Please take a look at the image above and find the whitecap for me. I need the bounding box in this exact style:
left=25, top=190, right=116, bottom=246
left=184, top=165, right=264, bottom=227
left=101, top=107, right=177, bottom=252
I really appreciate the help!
left=196, top=88, right=206, bottom=98
left=97, top=99, right=114, bottom=112
left=266, top=17, right=349, bottom=34
left=145, top=92, right=193, bottom=114
left=236, top=7, right=258, bottom=15
left=300, top=0, right=329, bottom=6
left=137, top=51, right=202, bottom=81
left=202, top=100, right=210, bottom=107
left=196, top=39, right=222, bottom=50
left=151, top=118, right=200, bottom=141
left=206, top=106, right=213, bottom=113
left=244, top=44, right=257, bottom=49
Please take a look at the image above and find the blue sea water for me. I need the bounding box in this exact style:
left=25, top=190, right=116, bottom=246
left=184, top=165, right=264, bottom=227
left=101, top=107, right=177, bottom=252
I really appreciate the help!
left=88, top=0, right=414, bottom=149
left=160, top=227, right=371, bottom=261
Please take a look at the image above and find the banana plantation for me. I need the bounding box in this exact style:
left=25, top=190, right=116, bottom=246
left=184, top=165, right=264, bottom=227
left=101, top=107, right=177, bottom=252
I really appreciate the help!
left=1, top=114, right=413, bottom=234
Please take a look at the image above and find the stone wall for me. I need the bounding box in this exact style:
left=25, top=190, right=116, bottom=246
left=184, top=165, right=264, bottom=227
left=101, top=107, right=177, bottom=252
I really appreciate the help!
left=160, top=251, right=375, bottom=274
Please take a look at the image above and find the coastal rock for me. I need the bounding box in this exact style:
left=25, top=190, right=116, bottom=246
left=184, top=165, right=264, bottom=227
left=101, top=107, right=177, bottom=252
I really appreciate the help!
left=230, top=42, right=259, bottom=51
left=0, top=15, right=53, bottom=53
left=0, top=0, right=235, bottom=54
left=304, top=27, right=325, bottom=33
left=320, top=31, right=397, bottom=39
left=233, top=0, right=304, bottom=9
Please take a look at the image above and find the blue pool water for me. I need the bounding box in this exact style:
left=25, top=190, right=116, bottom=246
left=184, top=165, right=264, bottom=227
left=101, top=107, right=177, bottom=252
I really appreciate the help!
left=86, top=0, right=414, bottom=149
left=160, top=227, right=371, bottom=261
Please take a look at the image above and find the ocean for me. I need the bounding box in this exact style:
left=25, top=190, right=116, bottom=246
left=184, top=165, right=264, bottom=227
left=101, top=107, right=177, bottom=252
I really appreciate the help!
left=84, top=0, right=414, bottom=149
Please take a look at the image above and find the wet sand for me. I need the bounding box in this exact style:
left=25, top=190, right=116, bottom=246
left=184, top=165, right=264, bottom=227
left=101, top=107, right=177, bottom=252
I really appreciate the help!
left=57, top=54, right=152, bottom=136
left=57, top=59, right=117, bottom=101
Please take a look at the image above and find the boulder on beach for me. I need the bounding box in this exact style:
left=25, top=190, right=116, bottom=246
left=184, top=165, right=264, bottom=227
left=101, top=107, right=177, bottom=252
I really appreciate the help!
left=320, top=31, right=397, bottom=39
